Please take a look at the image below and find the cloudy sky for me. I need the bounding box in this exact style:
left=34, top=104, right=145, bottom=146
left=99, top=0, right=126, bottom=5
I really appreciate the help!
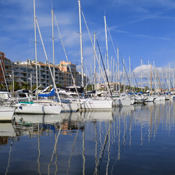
left=1, top=0, right=175, bottom=76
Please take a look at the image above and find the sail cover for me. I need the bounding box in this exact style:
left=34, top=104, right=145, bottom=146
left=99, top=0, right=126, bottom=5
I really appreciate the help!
left=38, top=88, right=55, bottom=97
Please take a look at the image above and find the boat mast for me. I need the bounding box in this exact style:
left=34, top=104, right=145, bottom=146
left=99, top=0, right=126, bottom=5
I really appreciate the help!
left=153, top=61, right=157, bottom=91
left=129, top=56, right=131, bottom=88
left=117, top=47, right=120, bottom=92
left=141, top=58, right=142, bottom=92
left=169, top=63, right=171, bottom=92
left=123, top=59, right=126, bottom=92
left=94, top=33, right=96, bottom=90
left=173, top=66, right=175, bottom=91
left=52, top=9, right=55, bottom=81
left=111, top=56, right=113, bottom=83
left=104, top=15, right=109, bottom=80
left=78, top=0, right=84, bottom=88
left=33, top=0, right=38, bottom=100
left=12, top=70, right=14, bottom=93
left=150, top=63, right=152, bottom=94
left=113, top=57, right=114, bottom=85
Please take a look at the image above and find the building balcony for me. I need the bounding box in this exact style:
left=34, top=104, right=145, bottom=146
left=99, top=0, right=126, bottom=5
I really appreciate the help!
left=41, top=72, right=46, bottom=75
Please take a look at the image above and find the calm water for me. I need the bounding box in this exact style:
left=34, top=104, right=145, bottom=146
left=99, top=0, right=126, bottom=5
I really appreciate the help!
left=1, top=100, right=175, bottom=175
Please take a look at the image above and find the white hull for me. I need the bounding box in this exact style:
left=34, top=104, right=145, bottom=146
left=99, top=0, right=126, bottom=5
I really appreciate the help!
left=80, top=99, right=112, bottom=111
left=61, top=102, right=80, bottom=112
left=33, top=100, right=80, bottom=112
left=134, top=98, right=146, bottom=104
left=165, top=95, right=170, bottom=100
left=145, top=96, right=155, bottom=102
left=113, top=98, right=131, bottom=107
left=15, top=103, right=62, bottom=115
left=154, top=96, right=165, bottom=102
left=0, top=107, right=14, bottom=121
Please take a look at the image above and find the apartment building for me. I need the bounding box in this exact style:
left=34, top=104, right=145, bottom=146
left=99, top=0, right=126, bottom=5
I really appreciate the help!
left=0, top=52, right=89, bottom=88
left=58, top=61, right=88, bottom=86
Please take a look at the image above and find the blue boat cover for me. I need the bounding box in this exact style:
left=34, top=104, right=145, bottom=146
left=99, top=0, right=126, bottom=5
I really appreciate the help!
left=38, top=88, right=55, bottom=97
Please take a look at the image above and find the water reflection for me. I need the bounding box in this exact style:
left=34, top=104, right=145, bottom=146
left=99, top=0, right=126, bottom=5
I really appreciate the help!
left=0, top=101, right=175, bottom=174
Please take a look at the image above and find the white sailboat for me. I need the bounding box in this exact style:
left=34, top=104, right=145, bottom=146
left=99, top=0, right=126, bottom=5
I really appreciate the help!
left=76, top=1, right=114, bottom=111
left=14, top=0, right=62, bottom=115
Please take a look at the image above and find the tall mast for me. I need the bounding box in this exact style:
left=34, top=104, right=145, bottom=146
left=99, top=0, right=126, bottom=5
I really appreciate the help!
left=173, top=66, right=175, bottom=91
left=116, top=62, right=117, bottom=91
left=129, top=56, right=131, bottom=87
left=78, top=0, right=84, bottom=87
left=99, top=54, right=101, bottom=84
left=52, top=9, right=55, bottom=81
left=117, top=47, right=120, bottom=92
left=123, top=58, right=125, bottom=92
left=111, top=56, right=112, bottom=82
left=153, top=61, right=156, bottom=91
left=33, top=0, right=38, bottom=100
left=94, top=33, right=96, bottom=90
left=148, top=60, right=149, bottom=89
left=169, top=63, right=171, bottom=91
left=113, top=57, right=114, bottom=84
left=104, top=15, right=109, bottom=79
left=141, top=58, right=142, bottom=91
left=150, top=63, right=152, bottom=95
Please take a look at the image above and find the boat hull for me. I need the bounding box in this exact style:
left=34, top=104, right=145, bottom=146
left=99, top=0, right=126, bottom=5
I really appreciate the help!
left=80, top=99, right=112, bottom=111
left=61, top=102, right=80, bottom=112
left=113, top=98, right=131, bottom=107
left=0, top=107, right=14, bottom=122
left=15, top=104, right=61, bottom=115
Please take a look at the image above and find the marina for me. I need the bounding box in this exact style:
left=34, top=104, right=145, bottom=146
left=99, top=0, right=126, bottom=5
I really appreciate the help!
left=0, top=100, right=175, bottom=174
left=1, top=0, right=175, bottom=174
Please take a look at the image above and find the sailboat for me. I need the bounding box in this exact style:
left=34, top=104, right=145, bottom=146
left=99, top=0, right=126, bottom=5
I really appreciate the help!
left=0, top=58, right=15, bottom=121
left=14, top=0, right=62, bottom=115
left=77, top=4, right=114, bottom=111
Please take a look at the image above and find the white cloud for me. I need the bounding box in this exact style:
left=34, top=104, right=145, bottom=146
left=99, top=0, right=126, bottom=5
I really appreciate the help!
left=133, top=64, right=175, bottom=79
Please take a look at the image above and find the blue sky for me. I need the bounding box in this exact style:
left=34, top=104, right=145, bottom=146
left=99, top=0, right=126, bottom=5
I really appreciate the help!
left=1, top=0, right=175, bottom=76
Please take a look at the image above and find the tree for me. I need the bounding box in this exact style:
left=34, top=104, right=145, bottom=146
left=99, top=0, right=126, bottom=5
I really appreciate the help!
left=21, top=82, right=30, bottom=90
left=9, top=82, right=20, bottom=91
left=0, top=84, right=6, bottom=90
left=56, top=83, right=62, bottom=88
